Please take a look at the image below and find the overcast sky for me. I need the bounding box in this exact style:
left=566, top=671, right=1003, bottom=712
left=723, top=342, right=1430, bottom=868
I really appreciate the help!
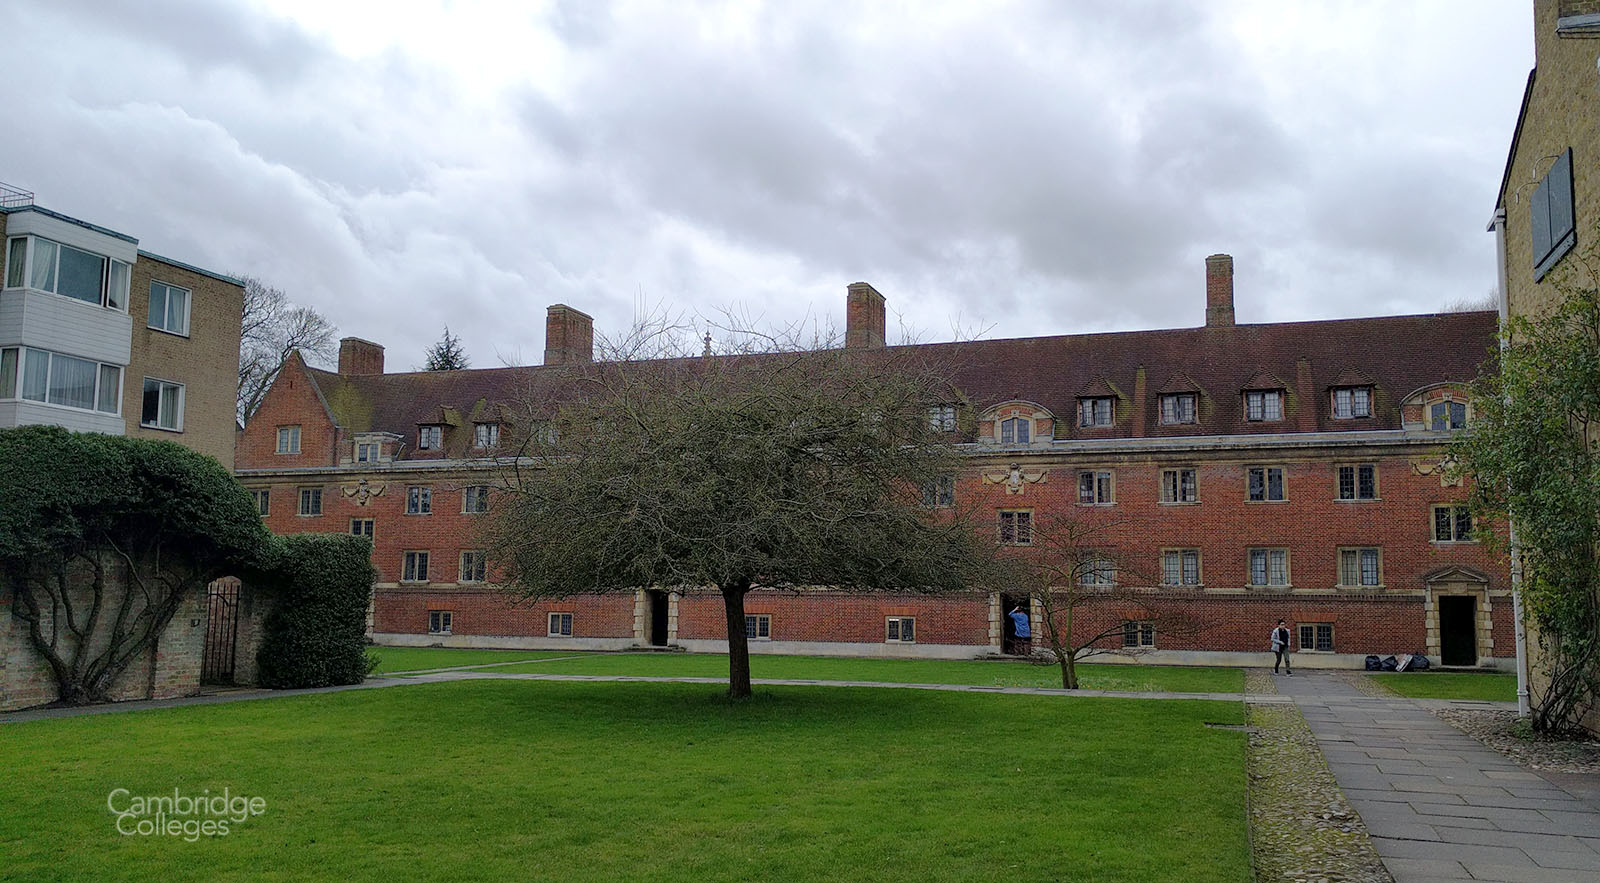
left=2, top=1, right=1534, bottom=368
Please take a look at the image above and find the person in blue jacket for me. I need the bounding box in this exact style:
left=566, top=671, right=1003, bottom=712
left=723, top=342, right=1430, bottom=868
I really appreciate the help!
left=1009, top=605, right=1031, bottom=654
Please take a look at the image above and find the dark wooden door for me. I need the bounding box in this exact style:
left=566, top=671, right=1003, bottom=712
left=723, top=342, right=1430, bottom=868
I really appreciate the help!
left=649, top=591, right=669, bottom=646
left=1439, top=595, right=1477, bottom=666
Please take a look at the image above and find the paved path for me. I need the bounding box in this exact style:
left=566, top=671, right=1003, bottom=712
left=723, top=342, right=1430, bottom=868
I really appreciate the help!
left=1278, top=671, right=1600, bottom=883
left=3, top=670, right=1286, bottom=723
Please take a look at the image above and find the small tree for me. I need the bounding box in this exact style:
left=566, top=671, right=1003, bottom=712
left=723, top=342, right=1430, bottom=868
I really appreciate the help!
left=255, top=534, right=377, bottom=689
left=1455, top=274, right=1600, bottom=733
left=238, top=276, right=337, bottom=422
left=424, top=326, right=470, bottom=371
left=0, top=427, right=267, bottom=705
left=487, top=342, right=1002, bottom=698
left=1009, top=511, right=1197, bottom=689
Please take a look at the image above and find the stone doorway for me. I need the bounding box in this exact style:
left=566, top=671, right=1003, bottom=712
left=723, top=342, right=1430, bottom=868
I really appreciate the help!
left=1422, top=567, right=1492, bottom=667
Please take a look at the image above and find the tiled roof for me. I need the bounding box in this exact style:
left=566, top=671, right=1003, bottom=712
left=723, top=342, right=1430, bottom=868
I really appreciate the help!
left=302, top=311, right=1498, bottom=454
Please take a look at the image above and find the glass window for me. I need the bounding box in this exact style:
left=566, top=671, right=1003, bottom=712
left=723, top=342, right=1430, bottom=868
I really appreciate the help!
left=404, top=551, right=430, bottom=582
left=473, top=423, right=500, bottom=448
left=1122, top=621, right=1155, bottom=648
left=1250, top=549, right=1288, bottom=586
left=1079, top=557, right=1115, bottom=586
left=419, top=425, right=443, bottom=449
left=106, top=260, right=129, bottom=311
left=277, top=426, right=301, bottom=454
left=298, top=487, right=323, bottom=516
left=5, top=238, right=25, bottom=288
left=1338, top=465, right=1377, bottom=500
left=0, top=348, right=16, bottom=398
left=460, top=551, right=487, bottom=583
left=96, top=364, right=120, bottom=413
left=56, top=243, right=105, bottom=305
left=407, top=486, right=433, bottom=515
left=21, top=348, right=48, bottom=402
left=1078, top=471, right=1113, bottom=504
left=47, top=354, right=95, bottom=411
left=1160, top=393, right=1197, bottom=425
left=1161, top=469, right=1197, bottom=503
left=1333, top=387, right=1372, bottom=419
left=743, top=614, right=770, bottom=639
left=928, top=406, right=956, bottom=432
left=1162, top=550, right=1200, bottom=586
left=549, top=612, right=574, bottom=636
left=1248, top=467, right=1285, bottom=502
left=148, top=282, right=191, bottom=334
left=29, top=238, right=56, bottom=292
left=1430, top=401, right=1468, bottom=431
left=141, top=379, right=183, bottom=430
left=356, top=442, right=379, bottom=463
left=1246, top=390, right=1283, bottom=421
left=999, top=417, right=1031, bottom=445
left=254, top=490, right=270, bottom=516
left=998, top=510, right=1032, bottom=545
left=1080, top=397, right=1113, bottom=427
left=429, top=610, right=452, bottom=634
left=1433, top=505, right=1474, bottom=542
left=465, top=486, right=490, bottom=514
left=1340, top=549, right=1381, bottom=586
left=350, top=518, right=374, bottom=537
left=886, top=616, right=916, bottom=643
left=922, top=475, right=955, bottom=509
left=1298, top=623, right=1334, bottom=652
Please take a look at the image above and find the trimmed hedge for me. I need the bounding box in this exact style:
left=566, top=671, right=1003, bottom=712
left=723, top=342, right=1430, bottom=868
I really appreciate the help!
left=255, top=533, right=377, bottom=689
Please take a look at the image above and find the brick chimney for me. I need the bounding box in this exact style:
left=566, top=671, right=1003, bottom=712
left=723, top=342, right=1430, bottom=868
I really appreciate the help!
left=845, top=282, right=886, bottom=349
left=544, top=304, right=594, bottom=365
left=338, top=337, right=385, bottom=375
left=1205, top=254, right=1235, bottom=327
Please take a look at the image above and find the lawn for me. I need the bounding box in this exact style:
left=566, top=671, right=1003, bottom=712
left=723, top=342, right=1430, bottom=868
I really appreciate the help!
left=366, top=646, right=579, bottom=674
left=0, top=681, right=1250, bottom=882
left=1370, top=671, right=1518, bottom=702
left=441, top=651, right=1245, bottom=693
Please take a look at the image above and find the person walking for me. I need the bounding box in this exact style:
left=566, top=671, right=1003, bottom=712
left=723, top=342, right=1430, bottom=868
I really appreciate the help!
left=1271, top=619, right=1292, bottom=675
left=1008, top=605, right=1032, bottom=656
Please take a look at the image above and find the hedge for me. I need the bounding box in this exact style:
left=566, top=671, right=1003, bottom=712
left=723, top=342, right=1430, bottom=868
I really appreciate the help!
left=255, top=533, right=377, bottom=689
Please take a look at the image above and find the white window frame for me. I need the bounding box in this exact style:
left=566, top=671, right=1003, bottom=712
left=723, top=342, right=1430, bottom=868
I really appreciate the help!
left=886, top=616, right=916, bottom=643
left=428, top=610, right=452, bottom=635
left=2, top=235, right=130, bottom=312
left=146, top=281, right=192, bottom=336
left=1248, top=548, right=1290, bottom=588
left=460, top=550, right=487, bottom=584
left=1247, top=466, right=1286, bottom=502
left=745, top=613, right=772, bottom=640
left=403, top=551, right=430, bottom=583
left=2, top=347, right=123, bottom=415
left=1245, top=390, right=1283, bottom=422
left=1159, top=393, right=1197, bottom=425
left=297, top=487, right=322, bottom=517
left=406, top=486, right=433, bottom=515
left=928, top=405, right=957, bottom=432
left=139, top=377, right=184, bottom=432
left=548, top=612, right=574, bottom=637
left=1331, top=387, right=1371, bottom=419
left=1079, top=397, right=1114, bottom=427
left=473, top=422, right=500, bottom=449
left=418, top=425, right=443, bottom=450
left=276, top=426, right=301, bottom=454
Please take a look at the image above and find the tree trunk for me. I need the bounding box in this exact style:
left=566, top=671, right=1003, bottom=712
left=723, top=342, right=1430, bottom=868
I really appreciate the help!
left=721, top=581, right=753, bottom=699
left=1063, top=653, right=1078, bottom=690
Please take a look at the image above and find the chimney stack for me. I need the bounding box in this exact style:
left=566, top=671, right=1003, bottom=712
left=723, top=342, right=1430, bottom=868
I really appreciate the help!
left=845, top=282, right=886, bottom=349
left=338, top=337, right=385, bottom=375
left=543, top=304, right=594, bottom=365
left=1205, top=254, right=1235, bottom=327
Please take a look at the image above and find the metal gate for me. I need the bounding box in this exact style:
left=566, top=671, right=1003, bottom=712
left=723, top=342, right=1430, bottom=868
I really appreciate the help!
left=201, top=579, right=240, bottom=684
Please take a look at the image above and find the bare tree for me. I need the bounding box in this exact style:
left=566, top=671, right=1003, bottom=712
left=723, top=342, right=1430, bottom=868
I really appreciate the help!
left=1012, top=510, right=1204, bottom=689
left=1441, top=289, right=1500, bottom=313
left=237, top=276, right=337, bottom=422
left=485, top=319, right=1004, bottom=698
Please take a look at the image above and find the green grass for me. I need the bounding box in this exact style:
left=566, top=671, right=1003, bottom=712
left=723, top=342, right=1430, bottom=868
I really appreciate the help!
left=365, top=646, right=579, bottom=674
left=0, top=682, right=1250, bottom=882
left=460, top=651, right=1244, bottom=693
left=1370, top=671, right=1518, bottom=702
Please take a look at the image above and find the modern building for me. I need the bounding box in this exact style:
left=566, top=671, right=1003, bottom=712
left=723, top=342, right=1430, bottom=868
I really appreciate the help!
left=237, top=256, right=1511, bottom=669
left=1491, top=0, right=1600, bottom=731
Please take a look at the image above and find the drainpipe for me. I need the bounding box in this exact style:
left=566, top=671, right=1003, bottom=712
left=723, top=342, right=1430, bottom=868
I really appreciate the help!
left=1489, top=206, right=1532, bottom=719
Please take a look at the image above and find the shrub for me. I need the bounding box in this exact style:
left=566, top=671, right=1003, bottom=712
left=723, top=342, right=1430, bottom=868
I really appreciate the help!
left=255, top=533, right=377, bottom=689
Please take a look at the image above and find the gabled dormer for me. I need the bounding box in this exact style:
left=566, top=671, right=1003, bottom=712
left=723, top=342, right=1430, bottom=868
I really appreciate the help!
left=1156, top=372, right=1203, bottom=427
left=1328, top=367, right=1377, bottom=421
left=1241, top=369, right=1287, bottom=423
left=1074, top=378, right=1123, bottom=431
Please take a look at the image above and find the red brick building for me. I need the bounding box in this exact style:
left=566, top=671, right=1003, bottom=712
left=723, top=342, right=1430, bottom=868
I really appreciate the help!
left=235, top=255, right=1511, bottom=669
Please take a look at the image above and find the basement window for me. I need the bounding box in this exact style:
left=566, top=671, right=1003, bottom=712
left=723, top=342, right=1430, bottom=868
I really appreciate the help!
left=428, top=610, right=452, bottom=635
left=886, top=616, right=916, bottom=643
left=548, top=612, right=573, bottom=637
left=745, top=614, right=771, bottom=640
left=1298, top=623, right=1334, bottom=653
left=1122, top=621, right=1155, bottom=648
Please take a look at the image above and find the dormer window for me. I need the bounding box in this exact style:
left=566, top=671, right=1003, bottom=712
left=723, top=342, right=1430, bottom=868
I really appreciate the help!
left=1332, top=387, right=1372, bottom=419
left=928, top=405, right=957, bottom=432
left=1078, top=397, right=1114, bottom=428
left=1430, top=400, right=1467, bottom=431
left=418, top=425, right=443, bottom=450
left=355, top=441, right=380, bottom=463
left=999, top=417, right=1031, bottom=445
left=1244, top=390, right=1283, bottom=422
left=1159, top=394, right=1197, bottom=425
left=473, top=422, right=500, bottom=449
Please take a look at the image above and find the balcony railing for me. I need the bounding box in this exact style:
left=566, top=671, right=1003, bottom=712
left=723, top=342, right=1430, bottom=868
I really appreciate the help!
left=0, top=182, right=34, bottom=209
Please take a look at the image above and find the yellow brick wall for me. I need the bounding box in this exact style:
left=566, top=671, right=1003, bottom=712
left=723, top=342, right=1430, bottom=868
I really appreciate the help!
left=123, top=256, right=243, bottom=466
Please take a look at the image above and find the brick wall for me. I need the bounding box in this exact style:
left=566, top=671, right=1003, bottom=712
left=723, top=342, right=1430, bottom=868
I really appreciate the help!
left=235, top=353, right=342, bottom=469
left=677, top=591, right=992, bottom=645
left=374, top=588, right=634, bottom=639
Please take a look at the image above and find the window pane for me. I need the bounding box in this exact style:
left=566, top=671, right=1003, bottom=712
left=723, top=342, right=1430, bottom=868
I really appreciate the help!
left=1338, top=466, right=1354, bottom=499
left=1265, top=392, right=1282, bottom=420
left=1163, top=553, right=1179, bottom=585
left=1316, top=625, right=1333, bottom=652
left=29, top=239, right=56, bottom=291
left=1079, top=473, right=1095, bottom=504
left=1454, top=507, right=1472, bottom=541
left=56, top=244, right=104, bottom=305
left=97, top=364, right=119, bottom=413
left=5, top=238, right=25, bottom=288
left=48, top=353, right=96, bottom=410
left=1340, top=550, right=1357, bottom=585
left=106, top=261, right=128, bottom=310
left=1353, top=388, right=1370, bottom=416
left=1299, top=625, right=1313, bottom=649
left=1358, top=466, right=1375, bottom=499
left=1000, top=419, right=1014, bottom=444
left=1269, top=551, right=1287, bottom=585
left=902, top=619, right=913, bottom=641
left=1334, top=389, right=1351, bottom=418
left=142, top=378, right=161, bottom=424
left=1249, top=468, right=1264, bottom=500
left=148, top=284, right=168, bottom=329
left=1182, top=552, right=1199, bottom=584
left=1267, top=470, right=1283, bottom=500
left=1096, top=473, right=1112, bottom=503
left=0, top=348, right=15, bottom=398
left=1016, top=419, right=1029, bottom=443
left=1181, top=470, right=1195, bottom=501
left=1435, top=508, right=1452, bottom=541
left=22, top=348, right=48, bottom=401
left=158, top=382, right=180, bottom=429
left=168, top=287, right=189, bottom=333
left=1250, top=551, right=1266, bottom=585
left=1450, top=402, right=1466, bottom=428
left=1361, top=550, right=1379, bottom=585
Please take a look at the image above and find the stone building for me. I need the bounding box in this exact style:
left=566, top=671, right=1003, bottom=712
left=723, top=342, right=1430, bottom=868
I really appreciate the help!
left=237, top=256, right=1511, bottom=670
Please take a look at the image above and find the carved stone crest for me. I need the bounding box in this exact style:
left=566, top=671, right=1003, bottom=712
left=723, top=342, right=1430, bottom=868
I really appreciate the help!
left=341, top=477, right=387, bottom=506
left=982, top=462, right=1048, bottom=495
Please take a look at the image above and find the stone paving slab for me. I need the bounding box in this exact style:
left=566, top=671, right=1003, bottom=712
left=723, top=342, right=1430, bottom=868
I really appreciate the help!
left=1278, top=671, right=1600, bottom=882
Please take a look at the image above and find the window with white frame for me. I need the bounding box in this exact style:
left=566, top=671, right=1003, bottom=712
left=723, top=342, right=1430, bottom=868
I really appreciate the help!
left=886, top=616, right=916, bottom=643
left=253, top=489, right=270, bottom=517
left=1338, top=548, right=1382, bottom=587
left=1298, top=622, right=1334, bottom=652
left=276, top=426, right=301, bottom=454
left=1247, top=466, right=1285, bottom=502
left=428, top=610, right=452, bottom=635
left=140, top=378, right=184, bottom=431
left=928, top=405, right=957, bottom=432
left=1162, top=550, right=1201, bottom=586
left=999, top=416, right=1031, bottom=444
left=1160, top=393, right=1197, bottom=425
left=350, top=518, right=374, bottom=538
left=1079, top=557, right=1115, bottom=587
left=1079, top=397, right=1114, bottom=427
left=418, top=425, right=443, bottom=450
left=1248, top=548, right=1289, bottom=587
left=406, top=486, right=432, bottom=515
left=1432, top=505, right=1474, bottom=543
left=1077, top=470, right=1114, bottom=505
left=298, top=487, right=322, bottom=516
left=1332, top=387, right=1372, bottom=419
left=147, top=282, right=191, bottom=335
left=922, top=475, right=955, bottom=509
left=548, top=612, right=574, bottom=636
left=403, top=551, right=430, bottom=583
left=1122, top=620, right=1155, bottom=648
left=3, top=235, right=129, bottom=311
left=473, top=422, right=499, bottom=449
left=1245, top=390, right=1283, bottom=422
left=0, top=347, right=122, bottom=414
left=355, top=441, right=379, bottom=463
left=1430, top=401, right=1467, bottom=431
left=1161, top=468, right=1197, bottom=503
left=745, top=614, right=771, bottom=640
left=998, top=510, right=1032, bottom=545
left=464, top=485, right=490, bottom=514
left=460, top=550, right=487, bottom=583
left=1337, top=464, right=1378, bottom=501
